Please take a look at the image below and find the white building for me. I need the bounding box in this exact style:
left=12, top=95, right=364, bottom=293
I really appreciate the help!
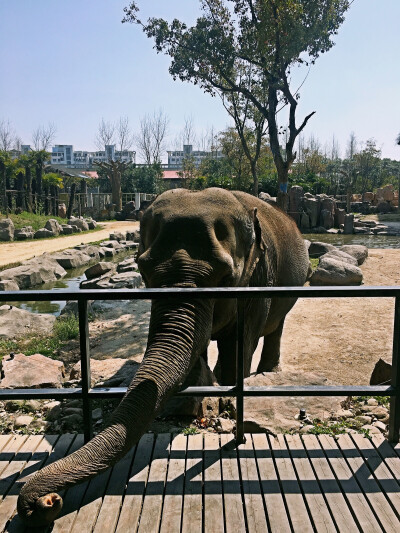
left=167, top=144, right=223, bottom=169
left=50, top=144, right=136, bottom=168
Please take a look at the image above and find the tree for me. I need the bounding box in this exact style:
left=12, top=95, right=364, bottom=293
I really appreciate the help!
left=354, top=139, right=381, bottom=194
left=95, top=160, right=134, bottom=210
left=0, top=119, right=16, bottom=151
left=31, top=123, right=57, bottom=151
left=135, top=110, right=169, bottom=164
left=95, top=118, right=116, bottom=151
left=123, top=162, right=165, bottom=194
left=116, top=116, right=134, bottom=152
left=123, top=0, right=350, bottom=209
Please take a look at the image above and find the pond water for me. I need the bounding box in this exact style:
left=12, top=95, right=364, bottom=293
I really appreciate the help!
left=303, top=233, right=400, bottom=249
left=10, top=248, right=136, bottom=316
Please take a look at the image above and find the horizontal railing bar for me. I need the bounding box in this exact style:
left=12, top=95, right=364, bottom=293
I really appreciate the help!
left=0, top=385, right=395, bottom=400
left=1, top=286, right=400, bottom=302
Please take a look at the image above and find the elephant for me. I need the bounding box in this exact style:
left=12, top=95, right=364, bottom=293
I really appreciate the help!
left=17, top=188, right=310, bottom=526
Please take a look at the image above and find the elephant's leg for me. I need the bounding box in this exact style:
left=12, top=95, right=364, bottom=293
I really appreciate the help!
left=257, top=318, right=285, bottom=372
left=214, top=328, right=256, bottom=385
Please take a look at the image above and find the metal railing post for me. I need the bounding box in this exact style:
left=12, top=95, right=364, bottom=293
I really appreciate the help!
left=389, top=296, right=400, bottom=443
left=236, top=299, right=245, bottom=444
left=78, top=299, right=93, bottom=444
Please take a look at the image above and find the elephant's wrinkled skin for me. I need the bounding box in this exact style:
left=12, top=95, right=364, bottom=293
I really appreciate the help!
left=17, top=188, right=310, bottom=526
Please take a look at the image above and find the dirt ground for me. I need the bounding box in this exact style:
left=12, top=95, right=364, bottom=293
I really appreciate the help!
left=85, top=248, right=400, bottom=388
left=0, top=220, right=139, bottom=268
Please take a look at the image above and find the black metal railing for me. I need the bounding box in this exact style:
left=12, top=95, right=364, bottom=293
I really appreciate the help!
left=0, top=286, right=399, bottom=444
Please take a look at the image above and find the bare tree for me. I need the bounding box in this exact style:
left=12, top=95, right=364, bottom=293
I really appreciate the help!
left=116, top=116, right=134, bottom=152
left=31, top=122, right=57, bottom=150
left=181, top=115, right=197, bottom=147
left=95, top=118, right=115, bottom=150
left=135, top=109, right=169, bottom=164
left=0, top=119, right=16, bottom=151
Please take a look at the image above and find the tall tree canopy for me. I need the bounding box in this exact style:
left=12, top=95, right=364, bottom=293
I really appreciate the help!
left=123, top=0, right=350, bottom=208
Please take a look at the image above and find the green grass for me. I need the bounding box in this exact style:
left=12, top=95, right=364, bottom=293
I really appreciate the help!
left=0, top=315, right=79, bottom=361
left=310, top=258, right=319, bottom=270
left=354, top=395, right=390, bottom=409
left=308, top=417, right=371, bottom=438
left=6, top=212, right=66, bottom=231
left=182, top=426, right=198, bottom=435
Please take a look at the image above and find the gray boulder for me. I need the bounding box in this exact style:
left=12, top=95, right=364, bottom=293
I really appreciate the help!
left=343, top=214, right=354, bottom=234
left=15, top=226, right=34, bottom=240
left=109, top=232, right=126, bottom=242
left=0, top=218, right=14, bottom=241
left=310, top=256, right=363, bottom=285
left=0, top=280, right=19, bottom=291
left=0, top=306, right=56, bottom=338
left=303, top=197, right=320, bottom=227
left=100, top=240, right=123, bottom=250
left=74, top=245, right=100, bottom=260
left=61, top=224, right=74, bottom=235
left=0, top=352, right=64, bottom=388
left=335, top=208, right=346, bottom=227
left=86, top=218, right=97, bottom=229
left=68, top=217, right=89, bottom=232
left=85, top=262, right=116, bottom=280
left=300, top=212, right=310, bottom=230
left=45, top=219, right=62, bottom=235
left=370, top=358, right=391, bottom=385
left=117, top=257, right=138, bottom=273
left=51, top=249, right=92, bottom=269
left=34, top=228, right=54, bottom=239
left=109, top=271, right=142, bottom=288
left=320, top=249, right=358, bottom=267
left=340, top=245, right=368, bottom=265
left=321, top=209, right=334, bottom=230
left=308, top=241, right=335, bottom=258
left=126, top=230, right=140, bottom=242
left=288, top=186, right=303, bottom=226
left=70, top=225, right=82, bottom=233
left=0, top=256, right=66, bottom=288
left=70, top=358, right=139, bottom=388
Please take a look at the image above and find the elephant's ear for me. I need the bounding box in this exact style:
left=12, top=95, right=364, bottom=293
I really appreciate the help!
left=241, top=208, right=266, bottom=286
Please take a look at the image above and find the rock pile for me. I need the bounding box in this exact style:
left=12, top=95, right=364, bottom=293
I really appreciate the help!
left=308, top=243, right=368, bottom=286
left=0, top=216, right=98, bottom=242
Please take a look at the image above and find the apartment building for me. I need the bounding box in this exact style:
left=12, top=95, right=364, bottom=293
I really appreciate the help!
left=50, top=144, right=136, bottom=168
left=167, top=144, right=223, bottom=169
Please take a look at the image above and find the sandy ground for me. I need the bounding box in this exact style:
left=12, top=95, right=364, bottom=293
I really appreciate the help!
left=84, top=248, right=400, bottom=388
left=0, top=221, right=140, bottom=268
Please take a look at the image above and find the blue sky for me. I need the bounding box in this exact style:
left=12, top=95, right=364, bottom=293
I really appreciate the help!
left=0, top=0, right=399, bottom=161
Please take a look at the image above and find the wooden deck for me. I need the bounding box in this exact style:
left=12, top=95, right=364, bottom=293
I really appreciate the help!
left=0, top=433, right=399, bottom=532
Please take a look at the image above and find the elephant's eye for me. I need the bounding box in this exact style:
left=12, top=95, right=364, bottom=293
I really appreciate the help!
left=214, top=220, right=229, bottom=241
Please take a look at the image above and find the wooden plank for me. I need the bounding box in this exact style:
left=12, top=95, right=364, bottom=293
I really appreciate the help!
left=302, top=434, right=358, bottom=532
left=351, top=433, right=400, bottom=519
left=159, top=433, right=186, bottom=533
left=69, top=467, right=112, bottom=533
left=51, top=435, right=96, bottom=533
left=0, top=435, right=59, bottom=532
left=137, top=433, right=171, bottom=533
left=115, top=433, right=154, bottom=533
left=203, top=433, right=224, bottom=533
left=371, top=434, right=400, bottom=480
left=318, top=434, right=383, bottom=533
left=286, top=434, right=336, bottom=533
left=0, top=436, right=14, bottom=456
left=252, top=433, right=291, bottom=533
left=0, top=436, right=31, bottom=499
left=92, top=446, right=136, bottom=533
left=220, top=433, right=246, bottom=533
left=180, top=433, right=203, bottom=533
left=269, top=434, right=313, bottom=533
left=237, top=434, right=267, bottom=532
left=337, top=433, right=399, bottom=533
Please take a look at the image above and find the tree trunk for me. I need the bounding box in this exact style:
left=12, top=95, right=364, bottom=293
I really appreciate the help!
left=80, top=179, right=88, bottom=215
left=110, top=170, right=122, bottom=211
left=25, top=167, right=33, bottom=213
left=36, top=163, right=42, bottom=212
left=16, top=171, right=25, bottom=210
left=67, top=183, right=76, bottom=219
left=44, top=183, right=49, bottom=215
left=6, top=173, right=12, bottom=211
left=51, top=185, right=58, bottom=216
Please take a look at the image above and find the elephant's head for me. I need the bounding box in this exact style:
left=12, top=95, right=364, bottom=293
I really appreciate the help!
left=17, top=188, right=267, bottom=526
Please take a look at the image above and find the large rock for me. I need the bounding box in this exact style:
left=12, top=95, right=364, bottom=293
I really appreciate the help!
left=70, top=358, right=139, bottom=387
left=109, top=232, right=126, bottom=242
left=61, top=224, right=74, bottom=235
left=300, top=212, right=310, bottom=230
left=320, top=196, right=335, bottom=215
left=243, top=372, right=342, bottom=433
left=370, top=358, right=392, bottom=385
left=334, top=208, right=346, bottom=227
left=109, top=271, right=142, bottom=288
left=309, top=257, right=363, bottom=286
left=58, top=203, right=67, bottom=218
left=376, top=201, right=391, bottom=214
left=34, top=228, right=54, bottom=239
left=85, top=262, right=116, bottom=280
left=0, top=353, right=64, bottom=388
left=308, top=241, right=335, bottom=258
left=320, top=250, right=358, bottom=267
left=303, top=198, right=319, bottom=227
left=51, top=249, right=92, bottom=269
left=0, top=306, right=56, bottom=338
left=343, top=214, right=354, bottom=234
left=74, top=245, right=100, bottom=260
left=0, top=256, right=67, bottom=288
left=45, top=219, right=62, bottom=236
left=68, top=217, right=89, bottom=232
left=15, top=226, right=34, bottom=240
left=321, top=209, right=334, bottom=230
left=0, top=218, right=14, bottom=241
left=117, top=257, right=138, bottom=273
left=0, top=280, right=19, bottom=291
left=340, top=245, right=368, bottom=265
left=288, top=186, right=303, bottom=226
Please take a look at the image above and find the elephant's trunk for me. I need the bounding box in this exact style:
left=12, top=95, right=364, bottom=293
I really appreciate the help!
left=17, top=298, right=213, bottom=526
